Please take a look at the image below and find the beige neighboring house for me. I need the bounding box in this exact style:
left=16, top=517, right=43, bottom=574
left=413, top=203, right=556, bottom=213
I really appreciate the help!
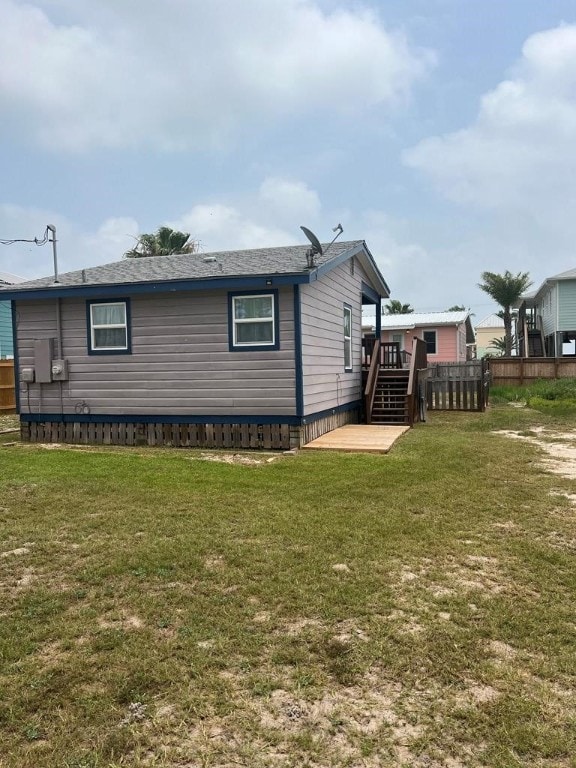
left=475, top=313, right=505, bottom=358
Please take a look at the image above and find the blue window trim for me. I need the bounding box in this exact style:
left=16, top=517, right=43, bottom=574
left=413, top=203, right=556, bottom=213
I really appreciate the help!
left=86, top=298, right=132, bottom=356
left=344, top=303, right=353, bottom=372
left=227, top=289, right=280, bottom=352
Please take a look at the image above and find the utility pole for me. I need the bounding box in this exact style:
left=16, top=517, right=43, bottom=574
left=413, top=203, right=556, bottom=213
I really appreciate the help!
left=46, top=224, right=58, bottom=283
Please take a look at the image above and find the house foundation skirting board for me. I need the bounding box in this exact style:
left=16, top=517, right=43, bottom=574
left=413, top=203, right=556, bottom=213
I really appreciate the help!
left=298, top=407, right=359, bottom=445
left=19, top=406, right=360, bottom=450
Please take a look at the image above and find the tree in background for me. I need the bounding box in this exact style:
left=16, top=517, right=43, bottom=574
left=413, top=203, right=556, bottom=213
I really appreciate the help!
left=383, top=300, right=414, bottom=315
left=478, top=270, right=532, bottom=356
left=447, top=305, right=466, bottom=311
left=487, top=336, right=513, bottom=357
left=124, top=226, right=198, bottom=258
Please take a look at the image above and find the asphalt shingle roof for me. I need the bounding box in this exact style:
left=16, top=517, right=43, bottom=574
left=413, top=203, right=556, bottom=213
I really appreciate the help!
left=1, top=241, right=365, bottom=291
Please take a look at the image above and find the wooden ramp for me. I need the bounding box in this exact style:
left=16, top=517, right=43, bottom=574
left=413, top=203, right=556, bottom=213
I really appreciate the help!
left=303, top=424, right=410, bottom=454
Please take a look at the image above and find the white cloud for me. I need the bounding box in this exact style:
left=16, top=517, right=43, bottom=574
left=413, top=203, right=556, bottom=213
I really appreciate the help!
left=0, top=0, right=433, bottom=151
left=258, top=178, right=321, bottom=224
left=404, top=24, right=576, bottom=221
left=168, top=175, right=325, bottom=250
left=82, top=217, right=140, bottom=261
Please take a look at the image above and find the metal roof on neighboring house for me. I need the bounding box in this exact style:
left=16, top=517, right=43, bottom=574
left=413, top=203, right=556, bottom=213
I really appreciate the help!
left=475, top=313, right=505, bottom=329
left=0, top=271, right=24, bottom=285
left=378, top=310, right=475, bottom=344
left=0, top=240, right=390, bottom=300
left=379, top=311, right=470, bottom=328
left=548, top=267, right=576, bottom=281
left=518, top=267, right=576, bottom=306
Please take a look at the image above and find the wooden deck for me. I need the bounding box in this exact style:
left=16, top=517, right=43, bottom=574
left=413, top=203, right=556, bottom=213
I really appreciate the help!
left=303, top=424, right=410, bottom=453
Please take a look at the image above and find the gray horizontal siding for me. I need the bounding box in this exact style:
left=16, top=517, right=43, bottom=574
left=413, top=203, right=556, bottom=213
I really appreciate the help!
left=300, top=259, right=367, bottom=415
left=15, top=289, right=296, bottom=416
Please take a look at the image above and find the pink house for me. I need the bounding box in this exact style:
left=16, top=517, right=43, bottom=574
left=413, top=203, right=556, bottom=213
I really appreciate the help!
left=375, top=311, right=476, bottom=363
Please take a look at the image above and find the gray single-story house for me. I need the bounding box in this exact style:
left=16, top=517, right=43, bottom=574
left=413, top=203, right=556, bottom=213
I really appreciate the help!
left=0, top=240, right=389, bottom=449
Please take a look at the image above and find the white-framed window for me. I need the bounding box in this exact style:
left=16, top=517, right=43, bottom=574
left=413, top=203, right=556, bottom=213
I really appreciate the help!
left=392, top=332, right=404, bottom=350
left=88, top=300, right=130, bottom=354
left=229, top=292, right=278, bottom=350
left=344, top=304, right=352, bottom=371
left=423, top=329, right=437, bottom=355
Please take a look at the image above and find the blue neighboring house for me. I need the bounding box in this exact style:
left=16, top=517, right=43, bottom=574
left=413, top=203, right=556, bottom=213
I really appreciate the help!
left=517, top=267, right=576, bottom=357
left=0, top=272, right=24, bottom=358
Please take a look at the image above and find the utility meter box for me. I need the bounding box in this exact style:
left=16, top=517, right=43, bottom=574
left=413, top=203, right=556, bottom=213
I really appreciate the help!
left=51, top=359, right=69, bottom=381
left=20, top=367, right=35, bottom=383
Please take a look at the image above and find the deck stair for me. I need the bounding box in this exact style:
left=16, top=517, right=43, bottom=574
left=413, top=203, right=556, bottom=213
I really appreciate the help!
left=370, top=369, right=410, bottom=424
left=527, top=329, right=545, bottom=357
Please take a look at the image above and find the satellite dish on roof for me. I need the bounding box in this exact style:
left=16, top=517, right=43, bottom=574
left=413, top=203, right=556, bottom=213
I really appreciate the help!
left=300, top=223, right=344, bottom=268
left=300, top=226, right=323, bottom=257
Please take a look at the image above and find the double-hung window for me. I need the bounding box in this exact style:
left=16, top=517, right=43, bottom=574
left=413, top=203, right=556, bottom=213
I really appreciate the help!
left=423, top=329, right=437, bottom=355
left=229, top=291, right=279, bottom=350
left=87, top=300, right=131, bottom=354
left=344, top=304, right=352, bottom=371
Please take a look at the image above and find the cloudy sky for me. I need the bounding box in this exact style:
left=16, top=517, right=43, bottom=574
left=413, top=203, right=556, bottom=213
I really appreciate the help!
left=1, top=0, right=576, bottom=321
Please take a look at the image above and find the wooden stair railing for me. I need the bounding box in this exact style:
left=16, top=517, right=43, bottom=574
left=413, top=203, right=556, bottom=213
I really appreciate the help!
left=381, top=342, right=403, bottom=369
left=364, top=338, right=381, bottom=425
left=405, top=337, right=428, bottom=425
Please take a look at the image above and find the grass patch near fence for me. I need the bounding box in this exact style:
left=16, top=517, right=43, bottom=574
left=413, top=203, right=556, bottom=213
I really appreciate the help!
left=0, top=406, right=575, bottom=767
left=491, top=377, right=576, bottom=414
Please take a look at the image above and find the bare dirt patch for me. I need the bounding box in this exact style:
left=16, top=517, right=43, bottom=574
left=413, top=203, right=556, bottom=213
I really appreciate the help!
left=494, top=428, right=576, bottom=479
left=192, top=452, right=281, bottom=465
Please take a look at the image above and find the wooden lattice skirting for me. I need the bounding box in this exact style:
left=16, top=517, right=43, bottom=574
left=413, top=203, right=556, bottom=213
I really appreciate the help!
left=19, top=408, right=360, bottom=450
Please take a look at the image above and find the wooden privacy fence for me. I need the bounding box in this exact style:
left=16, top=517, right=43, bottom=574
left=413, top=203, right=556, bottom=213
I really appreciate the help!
left=489, top=357, right=576, bottom=386
left=0, top=360, right=16, bottom=411
left=426, top=360, right=490, bottom=412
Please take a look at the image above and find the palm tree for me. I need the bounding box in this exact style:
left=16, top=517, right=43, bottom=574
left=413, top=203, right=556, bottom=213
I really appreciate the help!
left=124, top=226, right=198, bottom=258
left=487, top=336, right=513, bottom=357
left=383, top=300, right=414, bottom=315
left=478, top=270, right=532, bottom=356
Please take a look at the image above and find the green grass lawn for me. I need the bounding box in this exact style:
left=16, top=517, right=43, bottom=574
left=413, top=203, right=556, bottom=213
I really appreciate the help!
left=0, top=407, right=575, bottom=767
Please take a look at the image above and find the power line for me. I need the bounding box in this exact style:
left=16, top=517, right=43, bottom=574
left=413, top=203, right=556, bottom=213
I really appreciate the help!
left=0, top=227, right=50, bottom=246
